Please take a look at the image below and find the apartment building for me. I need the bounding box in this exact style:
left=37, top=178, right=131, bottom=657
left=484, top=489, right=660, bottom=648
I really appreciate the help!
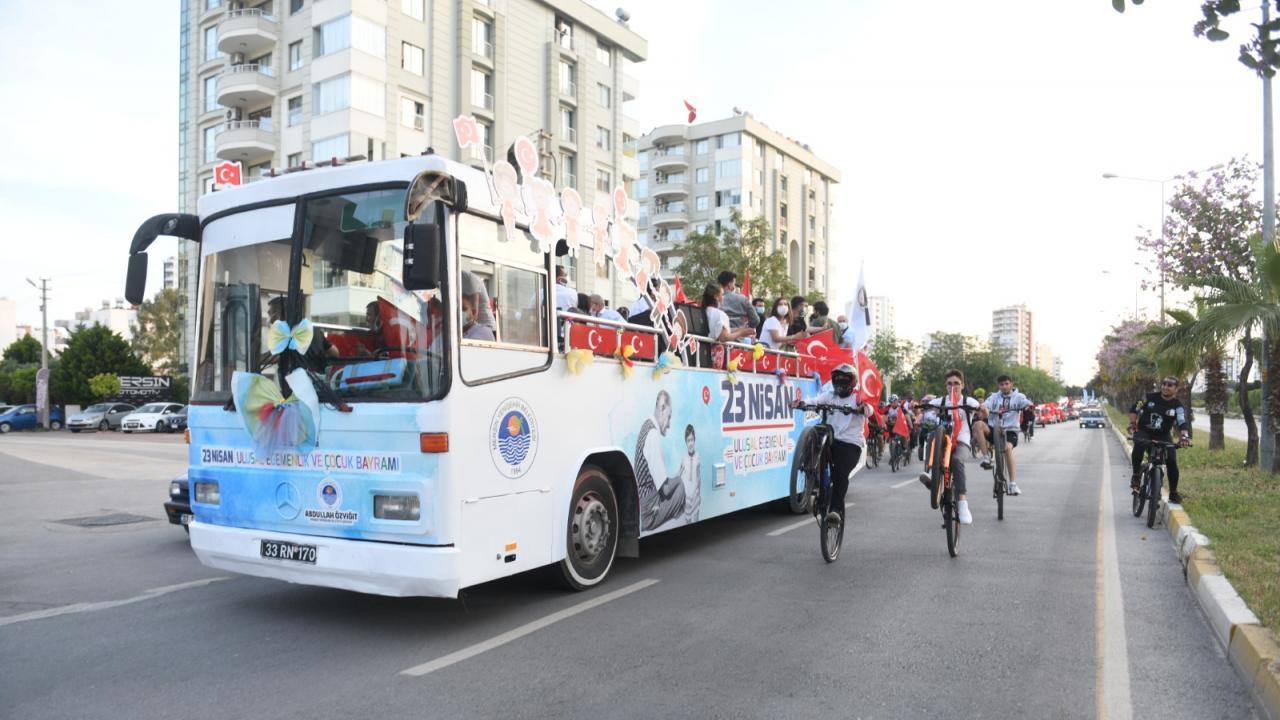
left=177, top=0, right=646, bottom=370
left=1034, top=342, right=1054, bottom=376
left=991, top=304, right=1033, bottom=367
left=868, top=295, right=895, bottom=339
left=635, top=110, right=840, bottom=297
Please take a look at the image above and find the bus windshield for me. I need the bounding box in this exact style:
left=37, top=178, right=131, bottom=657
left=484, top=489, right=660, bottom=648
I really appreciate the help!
left=193, top=188, right=448, bottom=404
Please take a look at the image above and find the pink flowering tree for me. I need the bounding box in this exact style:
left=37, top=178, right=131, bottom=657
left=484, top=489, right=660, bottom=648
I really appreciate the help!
left=1095, top=319, right=1159, bottom=411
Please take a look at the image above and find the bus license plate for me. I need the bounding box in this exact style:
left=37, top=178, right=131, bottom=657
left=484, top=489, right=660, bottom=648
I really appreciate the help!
left=180, top=513, right=193, bottom=525
left=260, top=540, right=317, bottom=564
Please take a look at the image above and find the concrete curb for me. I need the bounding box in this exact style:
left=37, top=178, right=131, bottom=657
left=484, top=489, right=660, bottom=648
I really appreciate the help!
left=1106, top=418, right=1280, bottom=720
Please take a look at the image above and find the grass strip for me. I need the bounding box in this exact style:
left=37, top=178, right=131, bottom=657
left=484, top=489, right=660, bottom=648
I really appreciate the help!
left=1106, top=405, right=1279, bottom=631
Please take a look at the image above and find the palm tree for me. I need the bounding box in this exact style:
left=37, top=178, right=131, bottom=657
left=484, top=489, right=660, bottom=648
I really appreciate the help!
left=1172, top=239, right=1280, bottom=472
left=1160, top=306, right=1229, bottom=450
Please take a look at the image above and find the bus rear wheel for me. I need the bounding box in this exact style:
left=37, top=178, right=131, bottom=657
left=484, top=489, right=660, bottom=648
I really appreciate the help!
left=558, top=466, right=619, bottom=591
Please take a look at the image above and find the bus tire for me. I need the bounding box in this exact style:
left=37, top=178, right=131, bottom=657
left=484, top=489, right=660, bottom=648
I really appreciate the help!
left=558, top=466, right=619, bottom=591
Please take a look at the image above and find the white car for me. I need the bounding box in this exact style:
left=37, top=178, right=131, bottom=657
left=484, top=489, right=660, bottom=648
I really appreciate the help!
left=121, top=403, right=186, bottom=433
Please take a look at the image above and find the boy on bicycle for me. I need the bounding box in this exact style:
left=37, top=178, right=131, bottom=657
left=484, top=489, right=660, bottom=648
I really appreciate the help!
left=982, top=375, right=1033, bottom=496
left=792, top=363, right=875, bottom=528
left=1128, top=376, right=1191, bottom=503
left=917, top=369, right=983, bottom=525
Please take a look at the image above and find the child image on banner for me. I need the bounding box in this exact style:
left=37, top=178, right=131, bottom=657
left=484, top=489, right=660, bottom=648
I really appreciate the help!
left=632, top=390, right=700, bottom=531
left=677, top=424, right=702, bottom=524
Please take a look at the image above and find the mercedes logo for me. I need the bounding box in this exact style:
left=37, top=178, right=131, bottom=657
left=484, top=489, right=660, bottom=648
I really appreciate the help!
left=275, top=482, right=301, bottom=520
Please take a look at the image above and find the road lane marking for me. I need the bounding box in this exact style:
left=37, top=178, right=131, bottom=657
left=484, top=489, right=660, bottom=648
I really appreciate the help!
left=765, top=502, right=854, bottom=537
left=890, top=478, right=917, bottom=489
left=1096, top=439, right=1133, bottom=720
left=400, top=578, right=660, bottom=677
left=0, top=577, right=230, bottom=628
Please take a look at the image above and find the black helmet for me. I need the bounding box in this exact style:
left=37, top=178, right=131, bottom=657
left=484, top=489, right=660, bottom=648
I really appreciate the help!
left=831, top=363, right=856, bottom=398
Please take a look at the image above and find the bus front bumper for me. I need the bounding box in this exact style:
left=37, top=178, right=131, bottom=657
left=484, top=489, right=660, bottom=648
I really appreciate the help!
left=189, top=522, right=462, bottom=598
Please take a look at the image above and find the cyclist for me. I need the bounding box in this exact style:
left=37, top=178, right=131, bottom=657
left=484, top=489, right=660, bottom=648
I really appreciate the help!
left=1020, top=403, right=1036, bottom=440
left=916, top=395, right=939, bottom=461
left=981, top=375, right=1033, bottom=496
left=1128, top=376, right=1191, bottom=503
left=885, top=395, right=909, bottom=463
left=792, top=363, right=876, bottom=527
left=916, top=369, right=983, bottom=524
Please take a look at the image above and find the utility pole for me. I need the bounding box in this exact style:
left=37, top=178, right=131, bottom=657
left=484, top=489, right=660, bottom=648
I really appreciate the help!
left=1261, top=1, right=1275, bottom=469
left=25, top=277, right=51, bottom=429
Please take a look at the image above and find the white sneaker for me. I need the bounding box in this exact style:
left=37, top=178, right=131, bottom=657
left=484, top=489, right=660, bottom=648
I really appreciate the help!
left=1007, top=482, right=1021, bottom=496
left=957, top=500, right=973, bottom=525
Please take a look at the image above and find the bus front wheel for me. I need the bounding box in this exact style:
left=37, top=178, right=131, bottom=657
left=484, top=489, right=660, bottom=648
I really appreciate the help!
left=558, top=466, right=619, bottom=591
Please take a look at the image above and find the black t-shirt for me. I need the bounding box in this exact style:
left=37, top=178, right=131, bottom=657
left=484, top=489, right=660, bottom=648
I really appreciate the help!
left=1130, top=392, right=1187, bottom=440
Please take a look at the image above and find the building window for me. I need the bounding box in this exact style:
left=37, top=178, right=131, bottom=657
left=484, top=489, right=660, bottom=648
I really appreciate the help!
left=204, top=25, right=219, bottom=61
left=756, top=141, right=766, bottom=160
left=715, top=189, right=741, bottom=207
left=313, top=73, right=382, bottom=116
left=315, top=15, right=385, bottom=58
left=598, top=83, right=611, bottom=108
left=203, top=125, right=221, bottom=163
left=695, top=167, right=708, bottom=183
left=559, top=60, right=576, bottom=95
left=695, top=224, right=708, bottom=235
left=809, top=215, right=816, bottom=232
left=313, top=75, right=347, bottom=114
left=780, top=202, right=788, bottom=220
left=695, top=139, right=709, bottom=155
left=352, top=74, right=385, bottom=116
left=808, top=241, right=816, bottom=258
left=400, top=97, right=425, bottom=130
left=206, top=0, right=221, bottom=10
left=401, top=0, right=425, bottom=21
left=560, top=107, right=575, bottom=142
left=596, top=168, right=612, bottom=193
left=472, top=17, right=493, bottom=58
left=312, top=134, right=349, bottom=162
left=402, top=42, right=424, bottom=75
left=288, top=152, right=302, bottom=168
left=638, top=150, right=648, bottom=171
left=562, top=153, right=577, bottom=188
left=555, top=16, right=573, bottom=49
left=596, top=42, right=611, bottom=66
left=638, top=204, right=649, bottom=223
left=287, top=95, right=303, bottom=126
left=204, top=75, right=218, bottom=112
left=202, top=175, right=216, bottom=194
left=667, top=227, right=686, bottom=242
left=716, top=132, right=741, bottom=149
left=716, top=159, right=740, bottom=177
left=696, top=195, right=708, bottom=211
left=478, top=119, right=493, bottom=159
left=635, top=179, right=647, bottom=199
left=596, top=126, right=611, bottom=151
left=780, top=175, right=788, bottom=193
left=288, top=40, right=304, bottom=71
left=315, top=16, right=348, bottom=55
left=290, top=0, right=303, bottom=14
left=471, top=68, right=493, bottom=109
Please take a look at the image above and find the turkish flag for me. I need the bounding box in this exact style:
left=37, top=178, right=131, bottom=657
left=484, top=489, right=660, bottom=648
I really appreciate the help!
left=741, top=270, right=751, bottom=300
left=621, top=331, right=656, bottom=360
left=855, top=349, right=883, bottom=404
left=213, top=161, right=242, bottom=188
left=568, top=322, right=618, bottom=355
left=892, top=407, right=911, bottom=439
left=673, top=275, right=689, bottom=304
left=795, top=330, right=837, bottom=360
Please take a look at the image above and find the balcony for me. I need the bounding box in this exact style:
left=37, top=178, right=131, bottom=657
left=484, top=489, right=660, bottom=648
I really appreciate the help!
left=215, top=119, right=277, bottom=164
left=647, top=124, right=686, bottom=145
left=651, top=181, right=689, bottom=199
left=620, top=153, right=639, bottom=180
left=217, top=64, right=278, bottom=108
left=558, top=126, right=577, bottom=147
left=622, top=74, right=638, bottom=103
left=650, top=207, right=689, bottom=227
left=650, top=152, right=688, bottom=172
left=218, top=8, right=278, bottom=57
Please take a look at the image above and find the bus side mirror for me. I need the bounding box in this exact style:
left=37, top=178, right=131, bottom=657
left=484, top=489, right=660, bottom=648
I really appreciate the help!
left=403, top=222, right=443, bottom=290
left=126, top=254, right=148, bottom=305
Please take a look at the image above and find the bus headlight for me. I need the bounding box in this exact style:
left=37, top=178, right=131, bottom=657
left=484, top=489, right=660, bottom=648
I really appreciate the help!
left=169, top=480, right=182, bottom=497
left=374, top=494, right=420, bottom=521
left=194, top=481, right=220, bottom=505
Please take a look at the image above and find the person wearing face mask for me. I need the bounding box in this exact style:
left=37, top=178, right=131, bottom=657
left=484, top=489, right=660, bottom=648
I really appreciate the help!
left=759, top=297, right=810, bottom=350
left=460, top=270, right=497, bottom=341
left=791, top=363, right=874, bottom=527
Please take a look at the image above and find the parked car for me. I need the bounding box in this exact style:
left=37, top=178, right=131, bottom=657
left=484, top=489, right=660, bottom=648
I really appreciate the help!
left=122, top=403, right=186, bottom=433
left=161, top=405, right=188, bottom=433
left=68, top=403, right=136, bottom=432
left=0, top=404, right=64, bottom=433
left=164, top=476, right=192, bottom=533
left=0, top=405, right=13, bottom=416
left=1079, top=409, right=1107, bottom=429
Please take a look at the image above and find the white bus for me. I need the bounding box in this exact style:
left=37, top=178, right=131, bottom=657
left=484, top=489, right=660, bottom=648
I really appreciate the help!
left=124, top=139, right=828, bottom=597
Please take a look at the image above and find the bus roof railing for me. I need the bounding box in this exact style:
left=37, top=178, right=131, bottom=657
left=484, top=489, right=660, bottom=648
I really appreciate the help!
left=557, top=311, right=803, bottom=372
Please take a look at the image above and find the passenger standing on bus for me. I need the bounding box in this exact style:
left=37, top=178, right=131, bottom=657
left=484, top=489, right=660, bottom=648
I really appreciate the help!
left=589, top=294, right=624, bottom=322
left=634, top=390, right=692, bottom=530
left=759, top=298, right=809, bottom=351
left=554, top=265, right=576, bottom=311
left=716, top=271, right=758, bottom=330
left=702, top=283, right=756, bottom=343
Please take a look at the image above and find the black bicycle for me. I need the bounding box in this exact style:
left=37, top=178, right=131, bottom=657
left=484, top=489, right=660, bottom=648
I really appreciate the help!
left=866, top=427, right=883, bottom=469
left=888, top=432, right=906, bottom=472
left=924, top=420, right=962, bottom=557
left=991, top=422, right=1008, bottom=521
left=793, top=402, right=864, bottom=563
left=1132, top=437, right=1187, bottom=529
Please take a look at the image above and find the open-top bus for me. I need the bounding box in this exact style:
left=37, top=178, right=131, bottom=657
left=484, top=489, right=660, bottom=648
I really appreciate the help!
left=124, top=140, right=837, bottom=598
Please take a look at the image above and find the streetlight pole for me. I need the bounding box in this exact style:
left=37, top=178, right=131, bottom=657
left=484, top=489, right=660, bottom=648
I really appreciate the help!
left=25, top=277, right=51, bottom=429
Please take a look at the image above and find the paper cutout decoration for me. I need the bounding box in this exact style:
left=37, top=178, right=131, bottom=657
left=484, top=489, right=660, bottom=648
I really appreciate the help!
left=231, top=368, right=320, bottom=458
left=526, top=176, right=558, bottom=254
left=684, top=100, right=697, bottom=124
left=492, top=161, right=520, bottom=243
left=267, top=319, right=314, bottom=356
left=566, top=348, right=594, bottom=375
left=653, top=351, right=682, bottom=380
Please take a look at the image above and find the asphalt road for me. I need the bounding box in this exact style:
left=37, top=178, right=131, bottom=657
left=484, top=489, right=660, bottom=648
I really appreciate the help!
left=0, top=426, right=1259, bottom=719
left=1191, top=414, right=1250, bottom=443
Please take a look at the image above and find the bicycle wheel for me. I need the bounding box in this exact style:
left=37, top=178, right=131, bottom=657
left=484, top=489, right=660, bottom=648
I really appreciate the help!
left=992, top=431, right=1006, bottom=521
left=889, top=440, right=899, bottom=472
left=788, top=427, right=817, bottom=514
left=945, top=486, right=959, bottom=557
left=1132, top=464, right=1147, bottom=518
left=929, top=432, right=946, bottom=510
left=1146, top=466, right=1163, bottom=529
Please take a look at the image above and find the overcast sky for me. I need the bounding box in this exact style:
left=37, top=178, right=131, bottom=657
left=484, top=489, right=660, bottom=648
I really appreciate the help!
left=1, top=0, right=1271, bottom=385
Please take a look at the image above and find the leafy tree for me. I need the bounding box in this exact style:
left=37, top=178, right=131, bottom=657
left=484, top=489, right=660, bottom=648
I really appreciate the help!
left=673, top=209, right=797, bottom=303
left=910, top=333, right=1009, bottom=398
left=88, top=373, right=121, bottom=401
left=1005, top=365, right=1065, bottom=404
left=2, top=335, right=43, bottom=365
left=51, top=325, right=150, bottom=406
left=1113, top=1, right=1280, bottom=78
left=868, top=330, right=915, bottom=398
left=9, top=367, right=37, bottom=404
left=1096, top=319, right=1160, bottom=411
left=131, top=288, right=180, bottom=374
left=1161, top=305, right=1230, bottom=449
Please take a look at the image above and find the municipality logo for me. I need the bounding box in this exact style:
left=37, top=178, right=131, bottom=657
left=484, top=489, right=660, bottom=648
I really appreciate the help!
left=489, top=398, right=538, bottom=478
left=317, top=479, right=343, bottom=508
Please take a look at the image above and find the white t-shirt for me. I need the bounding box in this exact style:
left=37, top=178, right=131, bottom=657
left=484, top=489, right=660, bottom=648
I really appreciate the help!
left=927, top=395, right=982, bottom=447
left=811, top=389, right=873, bottom=446
left=554, top=282, right=577, bottom=311
left=760, top=316, right=785, bottom=349
left=707, top=306, right=730, bottom=342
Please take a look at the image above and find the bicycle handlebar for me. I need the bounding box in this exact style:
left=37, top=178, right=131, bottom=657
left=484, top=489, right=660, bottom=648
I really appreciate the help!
left=795, top=402, right=861, bottom=416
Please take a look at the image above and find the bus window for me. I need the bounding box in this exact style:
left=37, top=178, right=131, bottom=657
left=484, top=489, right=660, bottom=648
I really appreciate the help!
left=458, top=213, right=549, bottom=383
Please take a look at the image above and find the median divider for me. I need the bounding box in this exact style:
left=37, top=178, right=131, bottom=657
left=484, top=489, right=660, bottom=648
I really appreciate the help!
left=1107, top=417, right=1280, bottom=720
